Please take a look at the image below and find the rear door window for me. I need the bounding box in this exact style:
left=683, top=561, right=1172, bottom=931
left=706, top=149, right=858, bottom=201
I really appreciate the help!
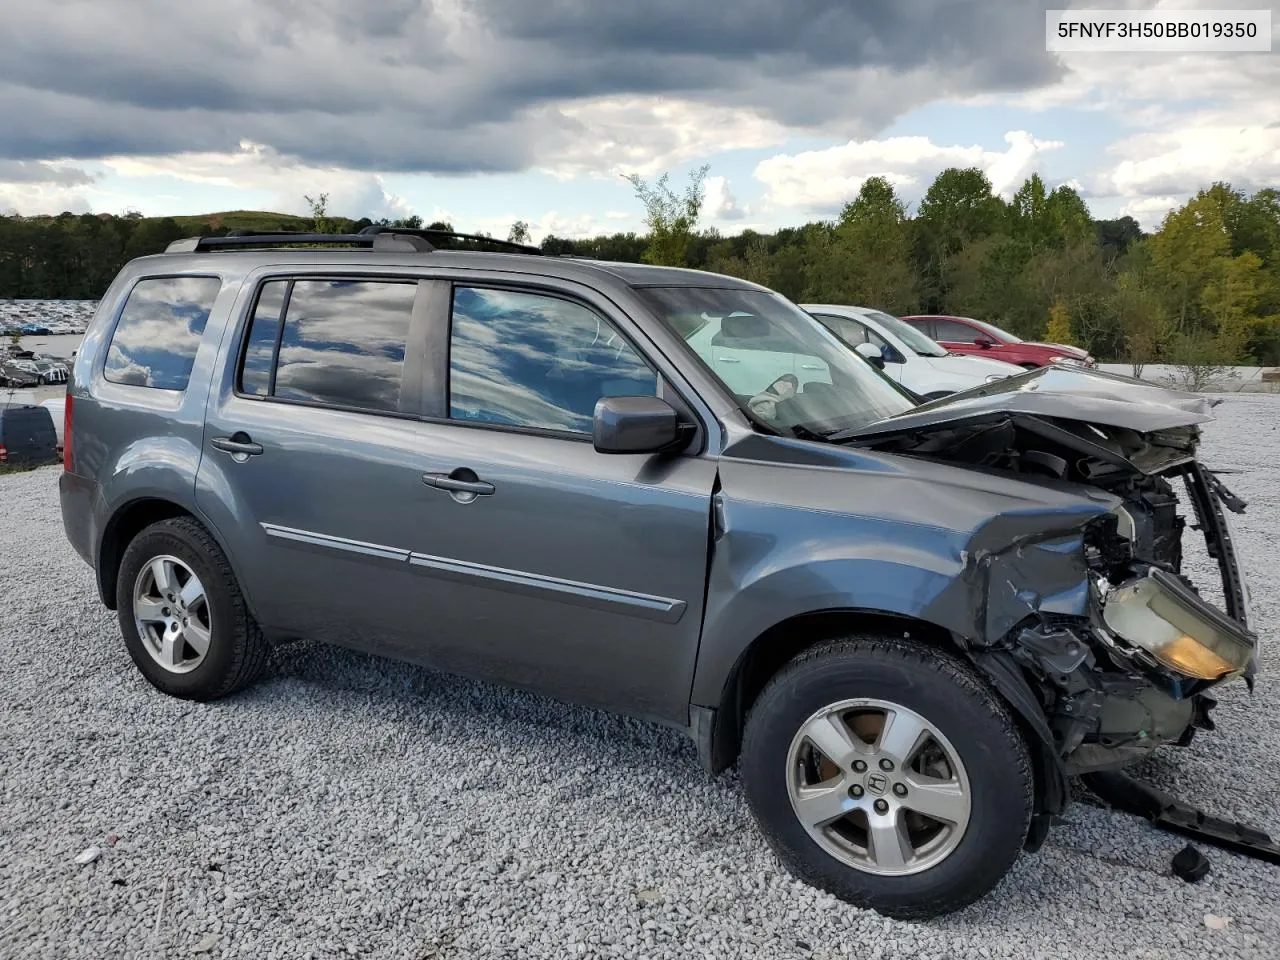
left=238, top=279, right=417, bottom=414
left=931, top=319, right=979, bottom=342
left=104, top=276, right=222, bottom=390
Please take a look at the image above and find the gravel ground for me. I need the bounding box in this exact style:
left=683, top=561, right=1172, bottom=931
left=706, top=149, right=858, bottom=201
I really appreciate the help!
left=2, top=396, right=1278, bottom=960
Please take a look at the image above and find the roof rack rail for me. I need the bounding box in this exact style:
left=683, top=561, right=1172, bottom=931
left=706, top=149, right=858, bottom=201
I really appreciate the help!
left=164, top=227, right=541, bottom=256
left=356, top=224, right=541, bottom=255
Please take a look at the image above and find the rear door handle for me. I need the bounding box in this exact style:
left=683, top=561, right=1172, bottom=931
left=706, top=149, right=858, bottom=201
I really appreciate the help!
left=422, top=469, right=495, bottom=503
left=211, top=434, right=264, bottom=458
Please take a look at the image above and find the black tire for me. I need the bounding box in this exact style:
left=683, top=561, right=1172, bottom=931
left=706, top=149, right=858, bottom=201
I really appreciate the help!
left=740, top=635, right=1033, bottom=920
left=116, top=517, right=269, bottom=700
left=36, top=375, right=46, bottom=386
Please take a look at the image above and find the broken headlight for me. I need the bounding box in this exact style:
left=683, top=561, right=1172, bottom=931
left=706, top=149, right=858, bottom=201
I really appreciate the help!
left=1102, top=569, right=1255, bottom=681
left=1110, top=503, right=1136, bottom=541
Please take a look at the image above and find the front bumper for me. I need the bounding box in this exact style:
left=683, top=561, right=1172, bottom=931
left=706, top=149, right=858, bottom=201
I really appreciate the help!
left=1026, top=463, right=1256, bottom=774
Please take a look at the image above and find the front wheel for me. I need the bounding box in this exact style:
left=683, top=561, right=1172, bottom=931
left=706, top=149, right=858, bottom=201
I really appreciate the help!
left=740, top=636, right=1033, bottom=919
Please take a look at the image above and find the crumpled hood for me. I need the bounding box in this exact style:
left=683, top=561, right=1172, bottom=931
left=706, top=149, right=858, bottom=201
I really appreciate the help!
left=836, top=365, right=1216, bottom=439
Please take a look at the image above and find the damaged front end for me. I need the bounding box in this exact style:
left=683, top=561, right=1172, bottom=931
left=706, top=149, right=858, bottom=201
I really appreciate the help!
left=843, top=369, right=1258, bottom=780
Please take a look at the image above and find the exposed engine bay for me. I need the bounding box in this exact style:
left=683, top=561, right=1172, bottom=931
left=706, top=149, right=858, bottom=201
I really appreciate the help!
left=843, top=383, right=1258, bottom=776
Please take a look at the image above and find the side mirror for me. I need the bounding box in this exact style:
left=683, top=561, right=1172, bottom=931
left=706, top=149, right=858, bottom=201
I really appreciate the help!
left=592, top=396, right=690, bottom=454
left=854, top=342, right=885, bottom=370
left=973, top=336, right=994, bottom=349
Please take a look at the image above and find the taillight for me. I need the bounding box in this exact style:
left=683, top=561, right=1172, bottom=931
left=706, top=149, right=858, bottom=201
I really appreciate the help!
left=0, top=444, right=7, bottom=463
left=62, top=395, right=73, bottom=472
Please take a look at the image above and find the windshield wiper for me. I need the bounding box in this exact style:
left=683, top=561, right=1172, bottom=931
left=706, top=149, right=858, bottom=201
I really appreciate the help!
left=790, top=423, right=847, bottom=443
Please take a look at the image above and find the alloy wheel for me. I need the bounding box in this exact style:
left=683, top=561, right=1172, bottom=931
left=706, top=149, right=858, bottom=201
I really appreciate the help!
left=131, top=555, right=213, bottom=674
left=785, top=698, right=971, bottom=876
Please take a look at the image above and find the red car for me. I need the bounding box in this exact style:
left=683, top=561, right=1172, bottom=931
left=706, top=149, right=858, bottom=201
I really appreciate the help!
left=900, top=315, right=1094, bottom=369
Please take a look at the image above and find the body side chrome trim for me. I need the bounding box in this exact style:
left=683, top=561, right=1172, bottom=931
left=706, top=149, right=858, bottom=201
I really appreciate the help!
left=259, top=522, right=687, bottom=623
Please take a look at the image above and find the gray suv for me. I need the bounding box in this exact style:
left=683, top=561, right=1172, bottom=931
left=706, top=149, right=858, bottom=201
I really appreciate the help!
left=60, top=229, right=1257, bottom=918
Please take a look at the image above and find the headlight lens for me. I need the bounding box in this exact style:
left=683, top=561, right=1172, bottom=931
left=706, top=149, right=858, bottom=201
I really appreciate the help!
left=1103, top=570, right=1255, bottom=681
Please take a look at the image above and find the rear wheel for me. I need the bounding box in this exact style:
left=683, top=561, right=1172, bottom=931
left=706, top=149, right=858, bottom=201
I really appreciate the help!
left=740, top=635, right=1033, bottom=919
left=117, top=517, right=269, bottom=700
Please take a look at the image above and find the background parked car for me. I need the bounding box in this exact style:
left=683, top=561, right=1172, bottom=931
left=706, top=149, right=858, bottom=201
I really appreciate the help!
left=0, top=403, right=59, bottom=466
left=1, top=349, right=69, bottom=385
left=900, top=314, right=1094, bottom=369
left=1, top=359, right=40, bottom=388
left=804, top=304, right=1024, bottom=399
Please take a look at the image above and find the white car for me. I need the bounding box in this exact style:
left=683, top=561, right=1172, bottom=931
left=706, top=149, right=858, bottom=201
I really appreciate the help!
left=802, top=304, right=1024, bottom=399
left=41, top=396, right=66, bottom=448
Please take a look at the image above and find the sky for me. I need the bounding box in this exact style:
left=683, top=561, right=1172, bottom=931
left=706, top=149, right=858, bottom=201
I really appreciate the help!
left=1, top=0, right=1277, bottom=240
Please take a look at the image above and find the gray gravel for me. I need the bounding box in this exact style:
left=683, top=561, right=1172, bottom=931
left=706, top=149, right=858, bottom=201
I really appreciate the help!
left=2, top=395, right=1279, bottom=960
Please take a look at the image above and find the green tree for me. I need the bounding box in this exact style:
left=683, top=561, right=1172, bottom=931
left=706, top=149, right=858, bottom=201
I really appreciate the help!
left=1044, top=298, right=1074, bottom=345
left=1109, top=262, right=1170, bottom=376
left=1202, top=250, right=1264, bottom=360
left=1096, top=216, right=1144, bottom=258
left=303, top=193, right=332, bottom=233
left=803, top=177, right=916, bottom=311
left=623, top=164, right=710, bottom=267
left=507, top=220, right=531, bottom=245
left=1147, top=191, right=1232, bottom=331
left=916, top=167, right=1006, bottom=309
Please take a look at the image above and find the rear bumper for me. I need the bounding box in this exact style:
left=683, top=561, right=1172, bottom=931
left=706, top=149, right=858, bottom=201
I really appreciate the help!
left=59, top=470, right=98, bottom=570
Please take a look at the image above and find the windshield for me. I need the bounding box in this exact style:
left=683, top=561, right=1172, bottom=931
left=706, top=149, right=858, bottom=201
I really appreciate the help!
left=967, top=317, right=1022, bottom=344
left=637, top=287, right=915, bottom=438
left=860, top=310, right=948, bottom=358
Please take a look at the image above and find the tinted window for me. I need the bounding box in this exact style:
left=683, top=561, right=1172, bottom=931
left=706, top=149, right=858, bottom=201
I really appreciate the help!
left=932, top=319, right=980, bottom=342
left=104, top=276, right=222, bottom=389
left=267, top=280, right=415, bottom=413
left=449, top=287, right=657, bottom=433
left=239, top=281, right=287, bottom=397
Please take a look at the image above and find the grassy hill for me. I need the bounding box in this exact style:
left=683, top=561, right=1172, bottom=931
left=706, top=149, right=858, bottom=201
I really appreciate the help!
left=165, top=210, right=358, bottom=233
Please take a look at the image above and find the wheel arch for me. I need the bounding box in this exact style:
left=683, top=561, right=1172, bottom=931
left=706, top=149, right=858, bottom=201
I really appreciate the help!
left=96, top=498, right=251, bottom=621
left=696, top=608, right=961, bottom=775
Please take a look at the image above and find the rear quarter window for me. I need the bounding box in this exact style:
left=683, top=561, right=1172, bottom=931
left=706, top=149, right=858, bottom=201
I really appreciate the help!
left=104, top=276, right=222, bottom=390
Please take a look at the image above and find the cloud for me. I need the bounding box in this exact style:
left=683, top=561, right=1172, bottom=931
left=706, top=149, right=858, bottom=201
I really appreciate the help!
left=0, top=161, right=97, bottom=186
left=103, top=142, right=415, bottom=221
left=0, top=160, right=102, bottom=215
left=703, top=176, right=746, bottom=221
left=1097, top=114, right=1280, bottom=228
left=0, top=0, right=1060, bottom=177
left=754, top=130, right=1064, bottom=214
left=1118, top=195, right=1186, bottom=230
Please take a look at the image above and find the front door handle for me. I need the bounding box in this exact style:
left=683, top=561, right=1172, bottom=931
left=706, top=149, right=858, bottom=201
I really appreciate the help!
left=211, top=433, right=264, bottom=459
left=422, top=469, right=495, bottom=503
